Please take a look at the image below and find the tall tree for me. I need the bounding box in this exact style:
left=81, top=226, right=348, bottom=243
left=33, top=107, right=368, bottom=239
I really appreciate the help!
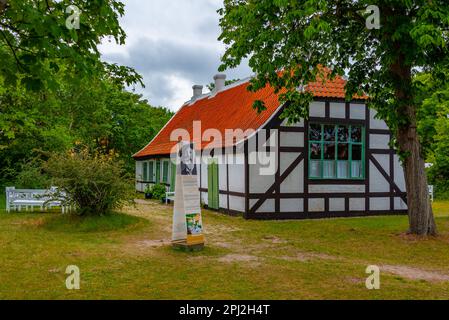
left=218, top=0, right=449, bottom=235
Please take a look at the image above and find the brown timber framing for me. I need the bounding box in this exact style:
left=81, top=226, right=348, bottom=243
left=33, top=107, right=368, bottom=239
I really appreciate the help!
left=242, top=98, right=408, bottom=219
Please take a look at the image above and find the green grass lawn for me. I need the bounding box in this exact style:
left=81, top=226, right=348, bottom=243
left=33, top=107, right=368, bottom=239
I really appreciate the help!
left=1, top=199, right=449, bottom=300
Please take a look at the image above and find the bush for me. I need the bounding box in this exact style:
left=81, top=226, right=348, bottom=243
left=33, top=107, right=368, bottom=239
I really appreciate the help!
left=151, top=184, right=167, bottom=200
left=14, top=160, right=51, bottom=189
left=43, top=150, right=134, bottom=216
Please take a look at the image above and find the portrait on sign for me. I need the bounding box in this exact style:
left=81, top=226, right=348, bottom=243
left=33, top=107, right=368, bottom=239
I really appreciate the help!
left=179, top=143, right=197, bottom=176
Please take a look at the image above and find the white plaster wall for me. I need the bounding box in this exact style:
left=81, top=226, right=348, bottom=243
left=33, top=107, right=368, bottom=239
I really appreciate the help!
left=201, top=192, right=207, bottom=205
left=249, top=154, right=276, bottom=194
left=250, top=199, right=275, bottom=213
left=349, top=198, right=365, bottom=211
left=394, top=155, right=406, bottom=192
left=330, top=102, right=346, bottom=118
left=218, top=155, right=227, bottom=191
left=310, top=101, right=326, bottom=117
left=280, top=159, right=304, bottom=193
left=228, top=153, right=245, bottom=193
left=280, top=199, right=304, bottom=212
left=370, top=134, right=390, bottom=149
left=369, top=109, right=389, bottom=130
left=330, top=198, right=345, bottom=212
left=229, top=195, right=245, bottom=212
left=200, top=156, right=208, bottom=189
left=219, top=194, right=228, bottom=209
left=394, top=197, right=408, bottom=210
left=370, top=197, right=390, bottom=211
left=350, top=104, right=366, bottom=120
left=369, top=161, right=390, bottom=193
left=309, top=198, right=325, bottom=212
left=280, top=132, right=304, bottom=147
left=309, top=185, right=365, bottom=193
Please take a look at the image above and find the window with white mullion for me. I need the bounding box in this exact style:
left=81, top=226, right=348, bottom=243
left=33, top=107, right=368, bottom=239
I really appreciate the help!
left=309, top=123, right=365, bottom=180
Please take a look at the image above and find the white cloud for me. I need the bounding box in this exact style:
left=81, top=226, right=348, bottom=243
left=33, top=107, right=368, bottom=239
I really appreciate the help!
left=99, top=0, right=251, bottom=111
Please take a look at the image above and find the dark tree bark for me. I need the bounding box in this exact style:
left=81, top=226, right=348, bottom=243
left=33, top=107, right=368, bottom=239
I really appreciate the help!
left=392, top=53, right=437, bottom=236
left=0, top=0, right=7, bottom=14
left=397, top=107, right=437, bottom=236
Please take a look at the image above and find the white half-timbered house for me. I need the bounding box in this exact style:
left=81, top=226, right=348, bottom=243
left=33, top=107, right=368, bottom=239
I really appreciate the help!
left=133, top=73, right=408, bottom=219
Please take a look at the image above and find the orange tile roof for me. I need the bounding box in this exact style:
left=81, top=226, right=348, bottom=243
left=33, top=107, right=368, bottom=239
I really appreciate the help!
left=133, top=75, right=366, bottom=158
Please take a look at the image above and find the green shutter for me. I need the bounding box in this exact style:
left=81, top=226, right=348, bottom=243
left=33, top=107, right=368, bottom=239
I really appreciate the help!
left=170, top=161, right=176, bottom=192
left=156, top=160, right=161, bottom=183
left=163, top=161, right=169, bottom=183
left=143, top=162, right=148, bottom=182
left=208, top=160, right=219, bottom=210
left=148, top=161, right=154, bottom=182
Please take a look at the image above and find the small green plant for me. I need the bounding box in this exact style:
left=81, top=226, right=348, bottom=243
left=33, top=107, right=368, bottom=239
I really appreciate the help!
left=144, top=184, right=153, bottom=199
left=151, top=184, right=166, bottom=201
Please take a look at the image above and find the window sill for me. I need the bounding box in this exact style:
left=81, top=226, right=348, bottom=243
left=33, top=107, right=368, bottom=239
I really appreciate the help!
left=308, top=178, right=366, bottom=185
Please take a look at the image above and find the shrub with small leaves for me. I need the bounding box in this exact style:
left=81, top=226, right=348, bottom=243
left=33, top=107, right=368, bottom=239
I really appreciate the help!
left=43, top=150, right=134, bottom=216
left=151, top=184, right=167, bottom=201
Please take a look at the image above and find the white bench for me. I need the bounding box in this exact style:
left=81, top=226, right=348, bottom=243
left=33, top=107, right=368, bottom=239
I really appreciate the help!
left=165, top=192, right=175, bottom=205
left=5, top=187, right=69, bottom=213
left=429, top=185, right=434, bottom=202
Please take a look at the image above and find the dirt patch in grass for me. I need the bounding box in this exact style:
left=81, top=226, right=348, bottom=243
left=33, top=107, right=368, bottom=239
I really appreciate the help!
left=280, top=251, right=338, bottom=262
left=262, top=235, right=288, bottom=244
left=382, top=265, right=449, bottom=283
left=11, top=217, right=46, bottom=227
left=218, top=254, right=260, bottom=264
left=135, top=239, right=171, bottom=248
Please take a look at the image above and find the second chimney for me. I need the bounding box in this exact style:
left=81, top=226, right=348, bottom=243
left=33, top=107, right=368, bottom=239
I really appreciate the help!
left=213, top=74, right=227, bottom=92
left=192, top=85, right=203, bottom=100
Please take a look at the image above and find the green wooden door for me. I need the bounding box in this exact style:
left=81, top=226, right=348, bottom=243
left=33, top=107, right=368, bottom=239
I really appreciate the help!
left=170, top=162, right=176, bottom=192
left=156, top=160, right=161, bottom=183
left=208, top=160, right=219, bottom=210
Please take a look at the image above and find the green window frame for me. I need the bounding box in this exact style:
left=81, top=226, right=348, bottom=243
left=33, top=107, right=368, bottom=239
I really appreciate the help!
left=162, top=160, right=169, bottom=184
left=308, top=124, right=365, bottom=180
left=148, top=161, right=154, bottom=182
left=143, top=162, right=148, bottom=182
left=156, top=160, right=161, bottom=183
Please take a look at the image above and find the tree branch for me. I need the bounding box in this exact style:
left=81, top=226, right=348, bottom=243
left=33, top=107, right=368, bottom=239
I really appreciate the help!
left=0, top=29, right=25, bottom=71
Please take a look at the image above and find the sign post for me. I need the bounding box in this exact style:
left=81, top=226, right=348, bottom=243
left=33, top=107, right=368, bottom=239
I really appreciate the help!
left=172, top=142, right=205, bottom=251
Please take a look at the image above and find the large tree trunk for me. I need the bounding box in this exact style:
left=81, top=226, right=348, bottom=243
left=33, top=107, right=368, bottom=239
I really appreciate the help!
left=390, top=49, right=437, bottom=236
left=397, top=115, right=437, bottom=236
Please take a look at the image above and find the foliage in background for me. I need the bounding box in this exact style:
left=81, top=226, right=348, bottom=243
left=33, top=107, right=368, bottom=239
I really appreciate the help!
left=43, top=150, right=135, bottom=216
left=0, top=69, right=173, bottom=186
left=13, top=159, right=51, bottom=189
left=416, top=73, right=449, bottom=199
left=0, top=0, right=173, bottom=187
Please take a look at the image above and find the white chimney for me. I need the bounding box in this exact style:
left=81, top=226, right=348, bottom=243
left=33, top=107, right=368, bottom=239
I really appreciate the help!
left=213, top=74, right=227, bottom=92
left=192, top=85, right=203, bottom=100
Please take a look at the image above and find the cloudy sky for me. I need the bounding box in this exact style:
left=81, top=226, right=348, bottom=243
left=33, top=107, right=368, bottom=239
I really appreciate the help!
left=99, top=0, right=251, bottom=111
